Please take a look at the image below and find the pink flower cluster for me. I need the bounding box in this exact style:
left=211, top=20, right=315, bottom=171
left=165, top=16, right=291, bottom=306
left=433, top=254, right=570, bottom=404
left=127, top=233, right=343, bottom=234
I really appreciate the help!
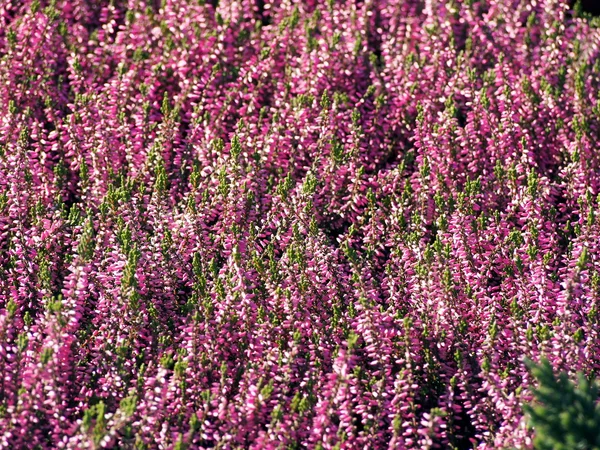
left=0, top=0, right=599, bottom=448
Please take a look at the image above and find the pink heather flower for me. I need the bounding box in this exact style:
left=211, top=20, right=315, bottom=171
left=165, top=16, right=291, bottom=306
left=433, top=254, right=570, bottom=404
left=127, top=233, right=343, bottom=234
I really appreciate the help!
left=0, top=0, right=599, bottom=448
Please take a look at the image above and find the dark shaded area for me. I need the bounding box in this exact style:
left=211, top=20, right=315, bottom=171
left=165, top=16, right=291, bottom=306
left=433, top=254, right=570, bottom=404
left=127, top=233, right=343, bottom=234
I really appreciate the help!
left=256, top=0, right=271, bottom=27
left=456, top=108, right=467, bottom=128
left=452, top=406, right=478, bottom=450
left=570, top=0, right=600, bottom=16
left=581, top=0, right=600, bottom=15
left=487, top=269, right=502, bottom=288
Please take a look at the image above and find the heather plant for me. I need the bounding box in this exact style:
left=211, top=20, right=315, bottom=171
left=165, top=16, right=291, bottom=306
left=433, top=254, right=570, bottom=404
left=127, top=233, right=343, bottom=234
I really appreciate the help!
left=0, top=0, right=599, bottom=448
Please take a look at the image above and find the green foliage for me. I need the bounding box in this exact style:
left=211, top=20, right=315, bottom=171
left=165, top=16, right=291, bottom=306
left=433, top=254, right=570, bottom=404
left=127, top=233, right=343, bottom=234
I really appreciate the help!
left=77, top=216, right=96, bottom=261
left=82, top=401, right=107, bottom=445
left=524, top=358, right=600, bottom=450
left=120, top=395, right=137, bottom=418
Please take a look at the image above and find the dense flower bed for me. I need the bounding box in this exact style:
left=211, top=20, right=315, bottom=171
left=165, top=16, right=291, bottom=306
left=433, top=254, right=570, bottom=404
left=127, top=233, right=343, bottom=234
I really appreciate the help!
left=0, top=0, right=599, bottom=448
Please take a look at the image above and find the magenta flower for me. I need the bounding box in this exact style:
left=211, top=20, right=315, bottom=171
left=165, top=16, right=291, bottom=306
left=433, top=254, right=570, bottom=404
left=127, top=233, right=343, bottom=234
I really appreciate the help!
left=0, top=0, right=599, bottom=448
